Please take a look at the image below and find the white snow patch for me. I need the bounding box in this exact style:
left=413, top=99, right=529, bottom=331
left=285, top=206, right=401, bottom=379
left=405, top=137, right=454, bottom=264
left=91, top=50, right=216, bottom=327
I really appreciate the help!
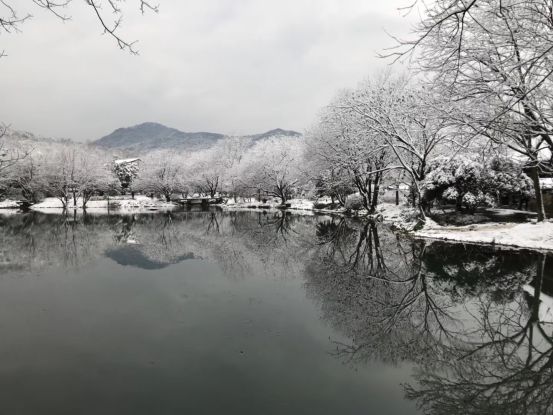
left=416, top=221, right=553, bottom=251
left=288, top=198, right=314, bottom=210
left=31, top=196, right=177, bottom=211
left=541, top=177, right=553, bottom=190
left=375, top=203, right=404, bottom=221
left=0, top=199, right=20, bottom=209
left=114, top=158, right=140, bottom=165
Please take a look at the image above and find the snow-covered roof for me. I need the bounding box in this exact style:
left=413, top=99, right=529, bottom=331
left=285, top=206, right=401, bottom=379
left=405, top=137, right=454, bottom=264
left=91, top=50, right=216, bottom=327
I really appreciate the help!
left=540, top=177, right=553, bottom=190
left=386, top=183, right=410, bottom=191
left=114, top=158, right=140, bottom=165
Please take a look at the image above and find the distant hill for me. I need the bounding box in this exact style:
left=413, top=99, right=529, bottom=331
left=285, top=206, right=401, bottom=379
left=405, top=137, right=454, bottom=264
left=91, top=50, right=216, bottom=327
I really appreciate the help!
left=247, top=128, right=303, bottom=142
left=1, top=127, right=73, bottom=146
left=92, top=122, right=301, bottom=153
left=93, top=122, right=224, bottom=153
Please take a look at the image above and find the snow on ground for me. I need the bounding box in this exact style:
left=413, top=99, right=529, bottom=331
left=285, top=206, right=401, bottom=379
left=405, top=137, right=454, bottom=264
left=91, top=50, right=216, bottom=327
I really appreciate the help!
left=224, top=197, right=329, bottom=214
left=113, top=196, right=177, bottom=209
left=8, top=194, right=553, bottom=251
left=415, top=220, right=553, bottom=251
left=31, top=198, right=108, bottom=209
left=30, top=196, right=178, bottom=211
left=540, top=177, right=553, bottom=190
left=288, top=198, right=314, bottom=210
left=0, top=199, right=20, bottom=209
left=375, top=203, right=403, bottom=221
left=223, top=198, right=317, bottom=215
left=224, top=198, right=408, bottom=218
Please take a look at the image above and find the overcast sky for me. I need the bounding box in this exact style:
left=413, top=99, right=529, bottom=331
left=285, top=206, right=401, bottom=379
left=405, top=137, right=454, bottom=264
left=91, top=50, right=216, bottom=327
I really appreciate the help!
left=0, top=0, right=416, bottom=141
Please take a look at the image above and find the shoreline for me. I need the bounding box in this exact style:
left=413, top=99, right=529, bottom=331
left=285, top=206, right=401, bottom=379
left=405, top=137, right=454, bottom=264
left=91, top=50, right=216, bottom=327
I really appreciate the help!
left=414, top=220, right=553, bottom=252
left=2, top=197, right=552, bottom=252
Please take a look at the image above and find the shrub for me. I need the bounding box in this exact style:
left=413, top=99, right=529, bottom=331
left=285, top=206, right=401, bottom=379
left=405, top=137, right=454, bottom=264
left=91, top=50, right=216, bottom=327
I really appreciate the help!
left=345, top=194, right=364, bottom=211
left=313, top=202, right=329, bottom=209
left=422, top=155, right=532, bottom=213
left=392, top=208, right=425, bottom=232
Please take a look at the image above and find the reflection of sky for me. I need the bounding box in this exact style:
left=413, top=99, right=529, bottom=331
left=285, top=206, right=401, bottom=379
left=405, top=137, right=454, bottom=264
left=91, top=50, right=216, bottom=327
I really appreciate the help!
left=0, top=248, right=419, bottom=415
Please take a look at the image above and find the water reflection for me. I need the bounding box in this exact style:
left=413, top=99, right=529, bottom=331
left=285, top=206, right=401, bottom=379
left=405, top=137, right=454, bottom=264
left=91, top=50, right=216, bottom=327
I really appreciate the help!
left=307, top=217, right=553, bottom=414
left=0, top=210, right=552, bottom=413
left=0, top=210, right=316, bottom=277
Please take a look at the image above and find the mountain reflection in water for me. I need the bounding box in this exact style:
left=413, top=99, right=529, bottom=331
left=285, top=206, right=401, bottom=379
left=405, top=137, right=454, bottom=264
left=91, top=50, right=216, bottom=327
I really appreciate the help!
left=0, top=210, right=551, bottom=415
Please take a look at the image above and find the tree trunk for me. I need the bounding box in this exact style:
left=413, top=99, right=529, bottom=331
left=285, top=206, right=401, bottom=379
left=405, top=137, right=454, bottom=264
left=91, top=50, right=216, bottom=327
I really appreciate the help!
left=278, top=189, right=287, bottom=205
left=529, top=166, right=546, bottom=221
left=369, top=176, right=381, bottom=214
left=531, top=253, right=546, bottom=323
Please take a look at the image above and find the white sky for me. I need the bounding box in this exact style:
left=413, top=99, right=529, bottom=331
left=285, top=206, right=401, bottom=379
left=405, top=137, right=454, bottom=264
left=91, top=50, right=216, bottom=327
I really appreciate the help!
left=0, top=0, right=417, bottom=141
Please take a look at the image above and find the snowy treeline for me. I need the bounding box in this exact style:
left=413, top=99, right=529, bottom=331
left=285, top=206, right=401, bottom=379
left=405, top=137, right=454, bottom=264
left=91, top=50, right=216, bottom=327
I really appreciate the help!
left=307, top=0, right=553, bottom=222
left=0, top=114, right=535, bottom=217
left=304, top=73, right=536, bottom=218
left=0, top=130, right=307, bottom=207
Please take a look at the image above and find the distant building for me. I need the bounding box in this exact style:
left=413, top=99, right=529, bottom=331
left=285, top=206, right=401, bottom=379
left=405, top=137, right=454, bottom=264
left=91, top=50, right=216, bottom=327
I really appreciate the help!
left=114, top=157, right=141, bottom=165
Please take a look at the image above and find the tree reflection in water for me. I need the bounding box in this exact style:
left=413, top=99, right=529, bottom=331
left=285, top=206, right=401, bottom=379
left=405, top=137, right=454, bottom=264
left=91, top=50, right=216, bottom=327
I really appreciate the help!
left=307, top=217, right=553, bottom=414
left=1, top=211, right=552, bottom=413
left=0, top=210, right=316, bottom=279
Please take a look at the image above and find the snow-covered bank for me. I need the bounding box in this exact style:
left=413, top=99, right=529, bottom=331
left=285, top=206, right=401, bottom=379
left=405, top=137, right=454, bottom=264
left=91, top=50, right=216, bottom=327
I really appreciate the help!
left=224, top=198, right=315, bottom=211
left=0, top=199, right=20, bottom=209
left=30, top=196, right=178, bottom=211
left=415, top=221, right=553, bottom=251
left=5, top=194, right=553, bottom=251
left=223, top=198, right=404, bottom=220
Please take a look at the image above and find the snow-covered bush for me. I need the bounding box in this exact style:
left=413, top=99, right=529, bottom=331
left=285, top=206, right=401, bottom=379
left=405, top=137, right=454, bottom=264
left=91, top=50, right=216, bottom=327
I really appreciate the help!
left=391, top=207, right=425, bottom=232
left=423, top=155, right=532, bottom=213
left=345, top=194, right=364, bottom=211
left=112, top=158, right=140, bottom=193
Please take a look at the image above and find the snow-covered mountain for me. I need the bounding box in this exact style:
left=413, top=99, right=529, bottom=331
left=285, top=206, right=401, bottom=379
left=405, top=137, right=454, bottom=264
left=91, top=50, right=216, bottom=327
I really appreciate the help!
left=92, top=122, right=301, bottom=153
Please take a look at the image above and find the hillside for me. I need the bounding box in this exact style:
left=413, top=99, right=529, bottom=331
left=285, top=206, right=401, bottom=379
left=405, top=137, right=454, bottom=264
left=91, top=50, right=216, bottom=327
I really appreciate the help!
left=93, top=122, right=224, bottom=153
left=92, top=122, right=301, bottom=153
left=1, top=127, right=73, bottom=146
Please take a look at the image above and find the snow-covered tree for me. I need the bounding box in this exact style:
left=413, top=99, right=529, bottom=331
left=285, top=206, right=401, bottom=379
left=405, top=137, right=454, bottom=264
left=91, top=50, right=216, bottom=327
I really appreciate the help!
left=239, top=136, right=304, bottom=204
left=216, top=136, right=253, bottom=201
left=5, top=149, right=48, bottom=203
left=306, top=90, right=394, bottom=212
left=135, top=151, right=184, bottom=201
left=187, top=147, right=226, bottom=198
left=112, top=158, right=140, bottom=195
left=0, top=125, right=31, bottom=195
left=341, top=73, right=453, bottom=215
left=393, top=0, right=553, bottom=221
left=44, top=145, right=112, bottom=209
left=423, top=155, right=533, bottom=213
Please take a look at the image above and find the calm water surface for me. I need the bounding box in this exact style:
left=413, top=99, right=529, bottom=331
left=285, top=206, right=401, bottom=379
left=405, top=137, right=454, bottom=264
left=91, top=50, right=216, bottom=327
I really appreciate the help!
left=0, top=210, right=552, bottom=415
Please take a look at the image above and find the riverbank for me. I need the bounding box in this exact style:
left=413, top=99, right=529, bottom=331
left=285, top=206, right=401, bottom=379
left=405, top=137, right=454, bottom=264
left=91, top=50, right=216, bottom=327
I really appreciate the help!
left=223, top=198, right=553, bottom=251
left=222, top=198, right=404, bottom=220
left=29, top=196, right=178, bottom=211
left=3, top=196, right=552, bottom=251
left=415, top=220, right=553, bottom=251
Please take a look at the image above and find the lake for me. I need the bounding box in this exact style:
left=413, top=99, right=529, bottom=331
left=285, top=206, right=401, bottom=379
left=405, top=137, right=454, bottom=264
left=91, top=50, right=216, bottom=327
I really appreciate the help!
left=0, top=209, right=551, bottom=415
